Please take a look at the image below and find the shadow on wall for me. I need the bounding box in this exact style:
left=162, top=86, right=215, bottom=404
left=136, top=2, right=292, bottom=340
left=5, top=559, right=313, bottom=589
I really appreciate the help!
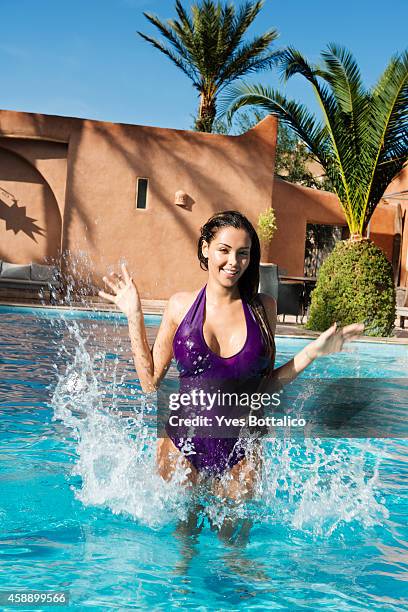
left=0, top=196, right=45, bottom=241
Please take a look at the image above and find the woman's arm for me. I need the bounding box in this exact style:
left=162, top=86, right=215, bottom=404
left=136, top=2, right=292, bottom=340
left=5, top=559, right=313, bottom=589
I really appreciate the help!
left=98, top=264, right=182, bottom=393
left=127, top=299, right=177, bottom=393
left=258, top=293, right=364, bottom=389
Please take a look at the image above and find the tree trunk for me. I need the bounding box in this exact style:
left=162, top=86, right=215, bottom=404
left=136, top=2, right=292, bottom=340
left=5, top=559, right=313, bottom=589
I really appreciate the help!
left=195, top=94, right=216, bottom=133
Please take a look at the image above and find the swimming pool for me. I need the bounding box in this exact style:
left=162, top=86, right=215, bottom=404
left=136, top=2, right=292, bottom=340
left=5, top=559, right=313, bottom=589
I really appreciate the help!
left=1, top=306, right=407, bottom=610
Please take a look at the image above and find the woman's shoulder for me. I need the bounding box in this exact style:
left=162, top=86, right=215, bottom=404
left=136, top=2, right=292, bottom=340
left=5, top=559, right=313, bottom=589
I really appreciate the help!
left=167, top=289, right=201, bottom=326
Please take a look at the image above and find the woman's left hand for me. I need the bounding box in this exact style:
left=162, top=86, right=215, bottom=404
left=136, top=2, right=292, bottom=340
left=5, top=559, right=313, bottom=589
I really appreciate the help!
left=309, top=322, right=365, bottom=358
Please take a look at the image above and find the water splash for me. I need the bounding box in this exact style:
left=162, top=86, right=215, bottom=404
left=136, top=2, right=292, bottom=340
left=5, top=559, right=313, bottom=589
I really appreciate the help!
left=51, top=319, right=193, bottom=529
left=258, top=438, right=387, bottom=536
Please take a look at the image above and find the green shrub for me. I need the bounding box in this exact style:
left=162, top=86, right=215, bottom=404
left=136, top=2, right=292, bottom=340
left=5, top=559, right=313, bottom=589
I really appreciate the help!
left=306, top=239, right=396, bottom=337
left=257, top=207, right=277, bottom=244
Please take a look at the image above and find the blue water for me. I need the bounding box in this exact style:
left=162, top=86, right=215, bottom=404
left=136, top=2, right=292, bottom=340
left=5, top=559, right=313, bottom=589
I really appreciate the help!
left=1, top=307, right=407, bottom=611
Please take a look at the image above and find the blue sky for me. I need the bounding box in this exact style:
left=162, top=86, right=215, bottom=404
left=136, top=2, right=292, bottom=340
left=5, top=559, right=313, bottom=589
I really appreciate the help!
left=1, top=0, right=407, bottom=130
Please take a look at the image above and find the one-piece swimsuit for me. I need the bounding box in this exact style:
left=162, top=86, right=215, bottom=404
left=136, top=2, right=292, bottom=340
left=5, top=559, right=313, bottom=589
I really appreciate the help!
left=165, top=285, right=275, bottom=476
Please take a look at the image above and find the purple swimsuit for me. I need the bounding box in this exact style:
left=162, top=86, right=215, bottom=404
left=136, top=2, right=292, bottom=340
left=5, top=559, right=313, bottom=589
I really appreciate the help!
left=165, top=285, right=275, bottom=476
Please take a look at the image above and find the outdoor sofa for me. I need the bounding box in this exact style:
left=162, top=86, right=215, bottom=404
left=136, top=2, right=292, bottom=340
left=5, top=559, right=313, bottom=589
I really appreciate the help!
left=0, top=261, right=61, bottom=304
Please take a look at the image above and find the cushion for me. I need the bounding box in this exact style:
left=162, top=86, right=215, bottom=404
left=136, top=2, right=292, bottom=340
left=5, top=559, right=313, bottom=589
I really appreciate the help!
left=396, top=287, right=408, bottom=308
left=30, top=263, right=57, bottom=282
left=0, top=262, right=31, bottom=280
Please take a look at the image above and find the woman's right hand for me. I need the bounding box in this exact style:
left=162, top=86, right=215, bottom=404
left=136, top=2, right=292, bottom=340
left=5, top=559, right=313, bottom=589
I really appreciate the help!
left=98, top=263, right=142, bottom=319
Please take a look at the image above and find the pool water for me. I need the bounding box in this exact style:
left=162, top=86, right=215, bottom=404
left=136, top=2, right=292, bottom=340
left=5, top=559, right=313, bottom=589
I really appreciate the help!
left=1, top=306, right=407, bottom=611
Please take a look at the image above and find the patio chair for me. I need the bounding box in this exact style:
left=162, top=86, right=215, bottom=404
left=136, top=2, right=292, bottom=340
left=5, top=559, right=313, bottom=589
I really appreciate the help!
left=277, top=281, right=304, bottom=323
left=396, top=286, right=408, bottom=328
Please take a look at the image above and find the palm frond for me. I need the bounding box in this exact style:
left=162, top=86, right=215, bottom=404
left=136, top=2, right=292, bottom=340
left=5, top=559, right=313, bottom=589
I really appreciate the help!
left=174, top=0, right=194, bottom=36
left=320, top=44, right=364, bottom=114
left=360, top=50, right=408, bottom=230
left=315, top=47, right=374, bottom=225
left=217, top=3, right=235, bottom=59
left=320, top=44, right=370, bottom=159
left=170, top=0, right=200, bottom=61
left=221, top=1, right=265, bottom=59
left=280, top=47, right=357, bottom=216
left=189, top=1, right=222, bottom=78
left=139, top=12, right=189, bottom=60
left=218, top=34, right=281, bottom=89
left=220, top=82, right=328, bottom=158
left=137, top=31, right=199, bottom=85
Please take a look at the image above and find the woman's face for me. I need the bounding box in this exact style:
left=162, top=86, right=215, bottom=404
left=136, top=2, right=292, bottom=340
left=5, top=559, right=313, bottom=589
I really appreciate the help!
left=202, top=226, right=251, bottom=287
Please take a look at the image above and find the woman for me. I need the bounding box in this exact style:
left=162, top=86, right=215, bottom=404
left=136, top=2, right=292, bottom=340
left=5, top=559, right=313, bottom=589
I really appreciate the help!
left=99, top=211, right=364, bottom=499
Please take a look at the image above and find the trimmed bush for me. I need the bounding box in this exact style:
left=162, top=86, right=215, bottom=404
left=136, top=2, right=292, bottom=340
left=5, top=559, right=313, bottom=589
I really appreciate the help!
left=306, top=239, right=396, bottom=337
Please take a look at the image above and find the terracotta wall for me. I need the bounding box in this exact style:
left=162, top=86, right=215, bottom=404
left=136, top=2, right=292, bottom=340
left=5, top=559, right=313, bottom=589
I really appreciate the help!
left=0, top=110, right=277, bottom=299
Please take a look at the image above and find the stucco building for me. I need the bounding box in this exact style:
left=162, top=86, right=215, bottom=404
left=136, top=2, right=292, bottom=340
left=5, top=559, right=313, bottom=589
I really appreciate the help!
left=0, top=108, right=406, bottom=300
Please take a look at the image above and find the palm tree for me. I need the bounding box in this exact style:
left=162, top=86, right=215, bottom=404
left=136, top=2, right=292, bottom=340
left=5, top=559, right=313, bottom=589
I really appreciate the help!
left=137, top=0, right=281, bottom=132
left=222, top=44, right=408, bottom=238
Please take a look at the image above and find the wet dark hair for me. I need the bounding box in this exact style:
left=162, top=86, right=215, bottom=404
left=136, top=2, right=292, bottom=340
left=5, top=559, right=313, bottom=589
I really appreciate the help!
left=197, top=210, right=260, bottom=302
